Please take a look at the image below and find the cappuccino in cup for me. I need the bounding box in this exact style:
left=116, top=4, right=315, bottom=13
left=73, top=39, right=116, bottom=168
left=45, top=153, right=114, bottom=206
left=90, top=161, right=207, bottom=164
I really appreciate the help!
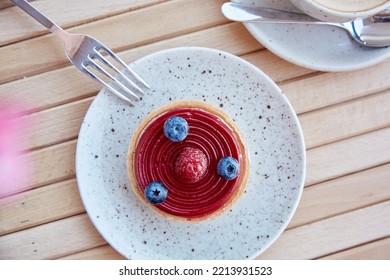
left=290, top=0, right=390, bottom=21
left=314, top=0, right=389, bottom=12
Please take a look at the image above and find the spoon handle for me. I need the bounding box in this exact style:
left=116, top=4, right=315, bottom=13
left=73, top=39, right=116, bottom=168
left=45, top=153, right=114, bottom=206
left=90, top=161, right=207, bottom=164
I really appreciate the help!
left=221, top=2, right=320, bottom=24
left=222, top=2, right=390, bottom=47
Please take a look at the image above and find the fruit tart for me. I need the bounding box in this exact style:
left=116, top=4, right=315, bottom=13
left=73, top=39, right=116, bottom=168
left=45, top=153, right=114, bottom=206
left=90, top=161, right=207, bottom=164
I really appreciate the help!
left=127, top=100, right=250, bottom=222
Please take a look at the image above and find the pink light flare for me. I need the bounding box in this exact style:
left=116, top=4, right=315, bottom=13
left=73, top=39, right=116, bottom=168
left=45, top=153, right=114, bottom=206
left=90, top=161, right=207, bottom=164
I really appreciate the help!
left=0, top=102, right=30, bottom=198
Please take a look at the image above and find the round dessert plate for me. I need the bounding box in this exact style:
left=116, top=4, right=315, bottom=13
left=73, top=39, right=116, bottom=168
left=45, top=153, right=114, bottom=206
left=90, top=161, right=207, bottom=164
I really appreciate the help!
left=233, top=0, right=390, bottom=72
left=76, top=47, right=306, bottom=259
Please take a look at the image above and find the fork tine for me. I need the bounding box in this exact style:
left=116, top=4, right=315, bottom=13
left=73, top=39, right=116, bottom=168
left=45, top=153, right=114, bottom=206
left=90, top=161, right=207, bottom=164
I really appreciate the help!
left=97, top=45, right=150, bottom=89
left=92, top=49, right=144, bottom=95
left=85, top=58, right=141, bottom=101
left=81, top=62, right=135, bottom=105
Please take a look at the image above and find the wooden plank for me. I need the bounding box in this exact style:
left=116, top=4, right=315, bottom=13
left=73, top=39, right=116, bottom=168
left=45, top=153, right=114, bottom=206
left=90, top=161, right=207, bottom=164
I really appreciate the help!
left=0, top=214, right=106, bottom=259
left=2, top=159, right=388, bottom=242
left=305, top=127, right=390, bottom=186
left=3, top=140, right=77, bottom=196
left=0, top=58, right=102, bottom=113
left=319, top=237, right=390, bottom=260
left=1, top=130, right=389, bottom=257
left=1, top=0, right=167, bottom=45
left=0, top=179, right=84, bottom=236
left=0, top=0, right=228, bottom=83
left=4, top=113, right=389, bottom=228
left=281, top=57, right=390, bottom=114
left=0, top=0, right=25, bottom=10
left=4, top=123, right=390, bottom=198
left=17, top=97, right=93, bottom=151
left=0, top=23, right=260, bottom=113
left=4, top=42, right=389, bottom=152
left=61, top=237, right=390, bottom=260
left=288, top=164, right=390, bottom=229
left=2, top=200, right=388, bottom=260
left=241, top=51, right=314, bottom=84
left=14, top=83, right=390, bottom=153
left=4, top=36, right=389, bottom=144
left=256, top=201, right=390, bottom=259
left=0, top=146, right=74, bottom=198
left=300, top=90, right=390, bottom=149
left=3, top=53, right=387, bottom=122
left=56, top=165, right=390, bottom=259
left=58, top=245, right=125, bottom=260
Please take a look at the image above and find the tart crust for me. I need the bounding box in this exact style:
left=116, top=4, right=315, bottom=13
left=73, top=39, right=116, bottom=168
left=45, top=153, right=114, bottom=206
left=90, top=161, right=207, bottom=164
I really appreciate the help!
left=127, top=100, right=250, bottom=222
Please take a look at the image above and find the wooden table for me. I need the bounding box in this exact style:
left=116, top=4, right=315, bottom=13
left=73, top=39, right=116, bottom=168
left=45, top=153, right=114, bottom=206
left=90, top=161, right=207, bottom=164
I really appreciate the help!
left=1, top=0, right=389, bottom=260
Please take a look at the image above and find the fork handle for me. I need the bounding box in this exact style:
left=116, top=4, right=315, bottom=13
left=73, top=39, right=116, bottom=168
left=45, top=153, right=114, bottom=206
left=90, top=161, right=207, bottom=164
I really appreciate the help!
left=10, top=0, right=65, bottom=36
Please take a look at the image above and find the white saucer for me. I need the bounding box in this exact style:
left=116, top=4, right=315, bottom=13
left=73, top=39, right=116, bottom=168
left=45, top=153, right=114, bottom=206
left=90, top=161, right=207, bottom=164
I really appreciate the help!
left=233, top=0, right=390, bottom=71
left=76, top=47, right=306, bottom=259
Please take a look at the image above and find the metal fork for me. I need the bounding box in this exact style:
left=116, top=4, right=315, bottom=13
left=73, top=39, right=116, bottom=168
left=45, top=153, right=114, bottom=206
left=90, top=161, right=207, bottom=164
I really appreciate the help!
left=11, top=0, right=149, bottom=105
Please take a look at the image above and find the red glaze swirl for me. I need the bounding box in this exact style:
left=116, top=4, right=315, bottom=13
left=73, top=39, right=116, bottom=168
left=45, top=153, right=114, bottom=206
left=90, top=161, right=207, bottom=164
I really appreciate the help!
left=133, top=107, right=243, bottom=219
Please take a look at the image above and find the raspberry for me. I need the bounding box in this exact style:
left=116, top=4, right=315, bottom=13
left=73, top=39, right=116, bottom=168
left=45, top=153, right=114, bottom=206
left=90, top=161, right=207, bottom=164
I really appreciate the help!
left=175, top=147, right=208, bottom=183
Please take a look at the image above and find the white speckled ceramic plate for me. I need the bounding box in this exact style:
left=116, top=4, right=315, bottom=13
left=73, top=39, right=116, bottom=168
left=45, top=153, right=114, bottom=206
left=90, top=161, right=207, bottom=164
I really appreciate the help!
left=76, top=47, right=306, bottom=259
left=233, top=0, right=390, bottom=71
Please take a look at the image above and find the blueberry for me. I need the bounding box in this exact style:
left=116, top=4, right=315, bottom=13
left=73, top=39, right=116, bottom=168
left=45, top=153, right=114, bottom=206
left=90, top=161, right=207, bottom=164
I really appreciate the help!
left=144, top=181, right=168, bottom=204
left=217, top=156, right=240, bottom=180
left=164, top=116, right=189, bottom=142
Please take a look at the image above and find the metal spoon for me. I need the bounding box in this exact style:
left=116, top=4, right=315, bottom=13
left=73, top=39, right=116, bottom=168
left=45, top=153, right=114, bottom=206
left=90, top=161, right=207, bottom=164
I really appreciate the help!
left=222, top=2, right=390, bottom=47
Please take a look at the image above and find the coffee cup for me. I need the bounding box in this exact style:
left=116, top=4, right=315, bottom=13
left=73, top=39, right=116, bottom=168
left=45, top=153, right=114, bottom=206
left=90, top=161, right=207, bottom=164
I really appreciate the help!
left=289, top=0, right=390, bottom=22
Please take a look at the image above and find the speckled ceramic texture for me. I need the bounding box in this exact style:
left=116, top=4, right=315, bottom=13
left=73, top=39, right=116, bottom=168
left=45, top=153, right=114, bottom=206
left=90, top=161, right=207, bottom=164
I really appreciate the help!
left=233, top=0, right=390, bottom=71
left=76, top=47, right=306, bottom=260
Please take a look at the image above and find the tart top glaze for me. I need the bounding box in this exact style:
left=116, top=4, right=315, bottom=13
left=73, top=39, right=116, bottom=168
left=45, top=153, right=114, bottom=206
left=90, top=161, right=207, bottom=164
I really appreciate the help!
left=128, top=100, right=250, bottom=222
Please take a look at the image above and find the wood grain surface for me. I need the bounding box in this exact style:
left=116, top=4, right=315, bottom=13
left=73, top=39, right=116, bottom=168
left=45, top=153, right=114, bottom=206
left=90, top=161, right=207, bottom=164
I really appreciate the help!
left=0, top=0, right=389, bottom=260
